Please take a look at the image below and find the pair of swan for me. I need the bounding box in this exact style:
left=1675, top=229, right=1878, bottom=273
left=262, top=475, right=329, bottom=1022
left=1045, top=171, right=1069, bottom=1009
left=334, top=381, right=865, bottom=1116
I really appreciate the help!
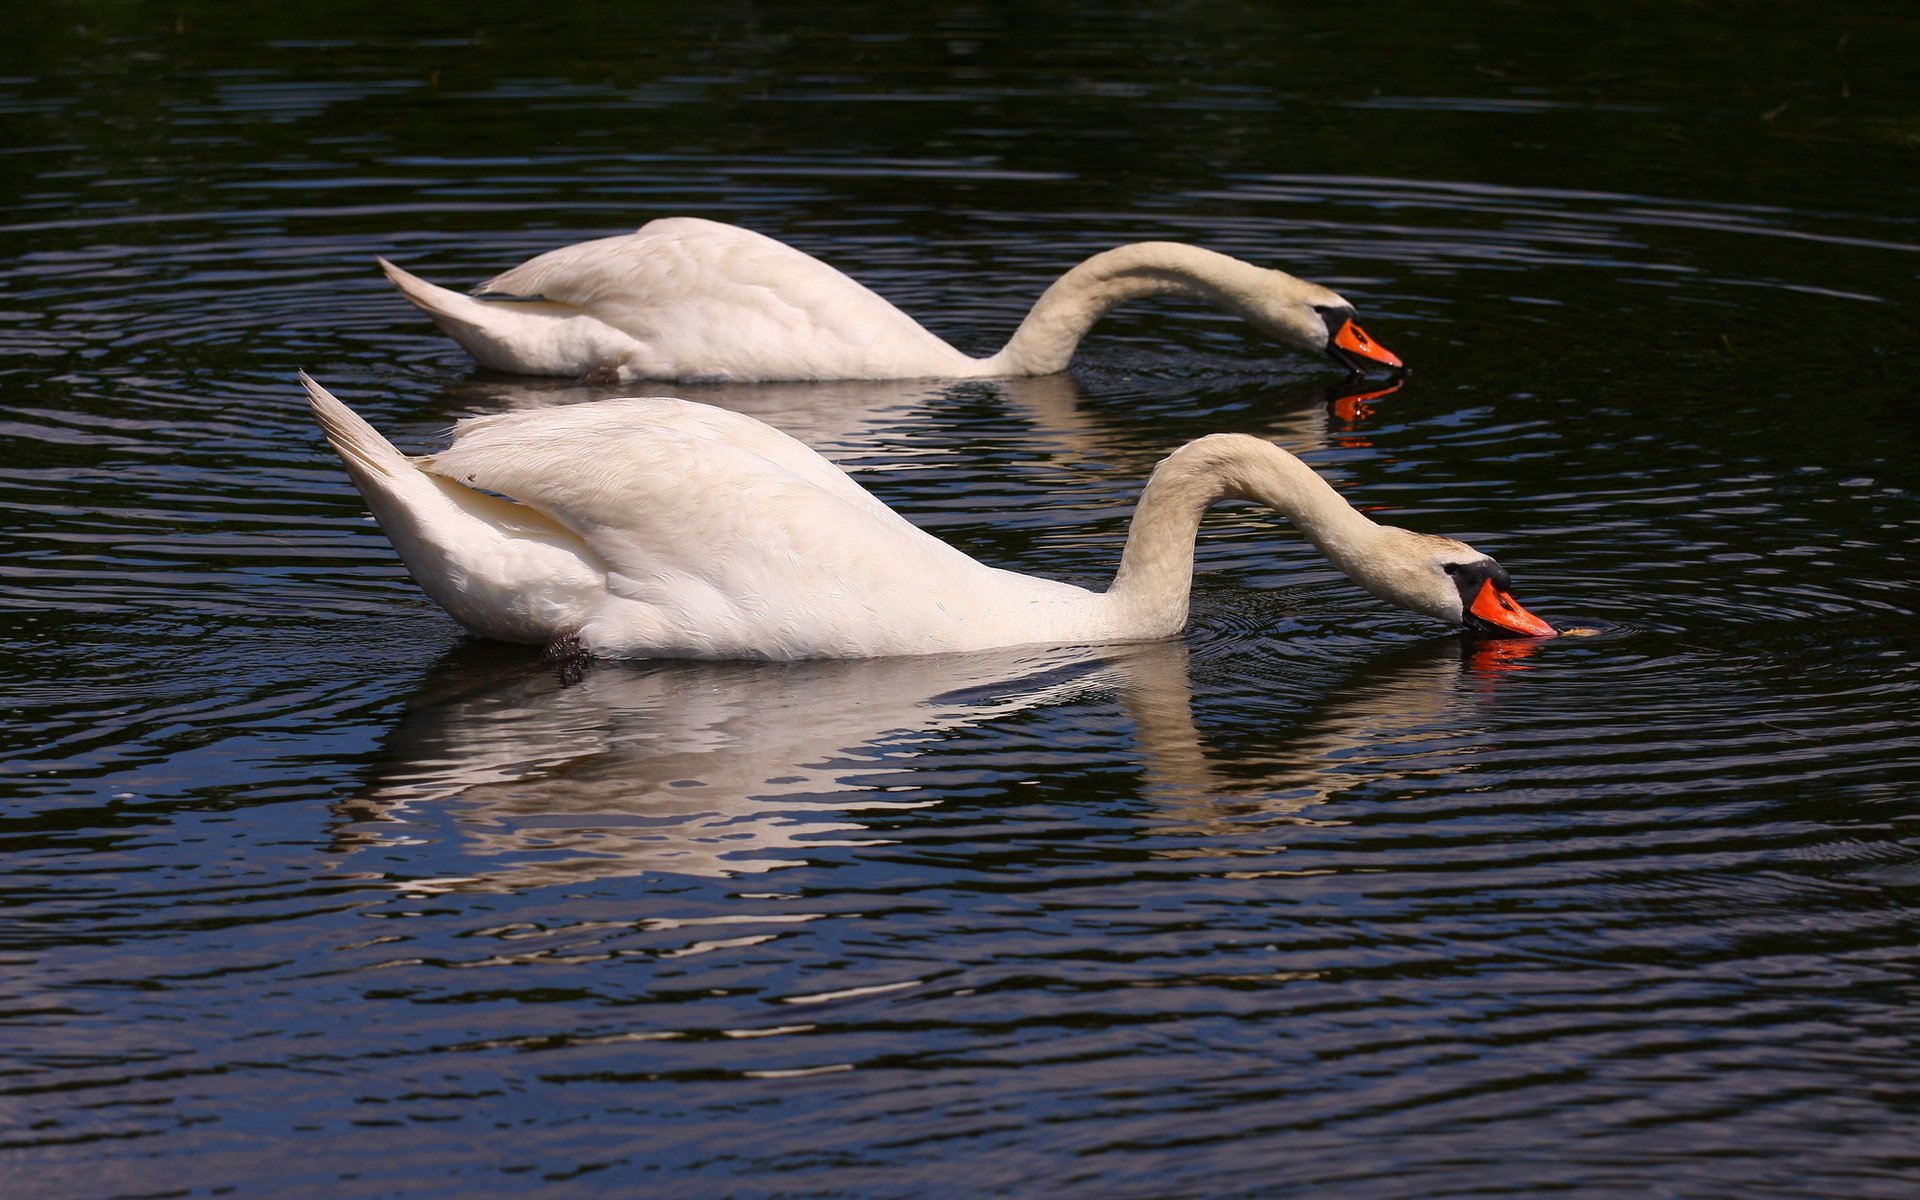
left=303, top=374, right=1554, bottom=660
left=314, top=220, right=1544, bottom=660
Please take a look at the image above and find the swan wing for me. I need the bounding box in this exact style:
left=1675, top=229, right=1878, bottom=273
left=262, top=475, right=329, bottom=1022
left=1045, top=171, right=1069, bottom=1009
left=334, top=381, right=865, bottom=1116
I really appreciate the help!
left=476, top=218, right=973, bottom=380
left=418, top=398, right=1000, bottom=655
left=439, top=395, right=899, bottom=522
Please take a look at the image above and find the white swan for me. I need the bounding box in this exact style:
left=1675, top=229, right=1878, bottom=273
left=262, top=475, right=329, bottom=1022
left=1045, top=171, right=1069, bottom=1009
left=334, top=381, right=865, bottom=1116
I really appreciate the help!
left=302, top=374, right=1552, bottom=660
left=378, top=217, right=1404, bottom=382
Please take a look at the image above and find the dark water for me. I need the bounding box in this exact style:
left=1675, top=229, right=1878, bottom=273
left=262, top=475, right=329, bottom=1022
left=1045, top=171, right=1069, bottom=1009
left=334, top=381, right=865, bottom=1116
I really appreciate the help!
left=5, top=3, right=1920, bottom=1196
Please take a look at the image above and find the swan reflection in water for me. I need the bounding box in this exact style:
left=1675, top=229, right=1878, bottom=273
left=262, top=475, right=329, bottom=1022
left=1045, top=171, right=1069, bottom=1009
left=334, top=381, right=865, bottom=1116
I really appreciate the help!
left=339, top=642, right=1175, bottom=889
left=334, top=634, right=1536, bottom=893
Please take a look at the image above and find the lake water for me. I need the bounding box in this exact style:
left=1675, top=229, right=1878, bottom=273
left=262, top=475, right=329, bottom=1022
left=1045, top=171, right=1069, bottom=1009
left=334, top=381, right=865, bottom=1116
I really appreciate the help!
left=5, top=4, right=1919, bottom=1197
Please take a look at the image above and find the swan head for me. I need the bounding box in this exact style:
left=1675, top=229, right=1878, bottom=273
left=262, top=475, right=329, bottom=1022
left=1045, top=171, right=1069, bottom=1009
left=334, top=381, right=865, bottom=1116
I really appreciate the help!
left=1302, top=298, right=1403, bottom=374
left=1240, top=272, right=1404, bottom=372
left=1359, top=529, right=1556, bottom=638
left=1314, top=303, right=1403, bottom=373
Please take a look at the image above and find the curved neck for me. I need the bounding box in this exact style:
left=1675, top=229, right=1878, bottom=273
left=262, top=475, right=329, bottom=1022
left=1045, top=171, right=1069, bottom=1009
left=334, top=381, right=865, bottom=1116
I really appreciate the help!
left=981, top=243, right=1284, bottom=375
left=1106, top=435, right=1383, bottom=630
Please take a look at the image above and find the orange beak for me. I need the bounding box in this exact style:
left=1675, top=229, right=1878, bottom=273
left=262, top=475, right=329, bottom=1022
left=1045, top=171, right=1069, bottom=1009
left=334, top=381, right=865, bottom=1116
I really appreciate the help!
left=1468, top=578, right=1557, bottom=639
left=1331, top=318, right=1403, bottom=371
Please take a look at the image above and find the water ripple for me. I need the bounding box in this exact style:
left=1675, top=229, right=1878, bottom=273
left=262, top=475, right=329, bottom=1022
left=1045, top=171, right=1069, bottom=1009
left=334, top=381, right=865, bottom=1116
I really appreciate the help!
left=5, top=16, right=1920, bottom=1195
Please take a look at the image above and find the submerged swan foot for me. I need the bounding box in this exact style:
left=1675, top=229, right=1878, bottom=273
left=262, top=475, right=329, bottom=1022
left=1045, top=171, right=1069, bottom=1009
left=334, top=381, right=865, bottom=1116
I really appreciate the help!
left=582, top=365, right=624, bottom=385
left=544, top=631, right=591, bottom=683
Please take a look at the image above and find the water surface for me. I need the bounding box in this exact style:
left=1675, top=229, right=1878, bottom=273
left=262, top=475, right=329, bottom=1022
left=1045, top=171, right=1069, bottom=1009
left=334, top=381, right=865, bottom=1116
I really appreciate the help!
left=5, top=4, right=1920, bottom=1197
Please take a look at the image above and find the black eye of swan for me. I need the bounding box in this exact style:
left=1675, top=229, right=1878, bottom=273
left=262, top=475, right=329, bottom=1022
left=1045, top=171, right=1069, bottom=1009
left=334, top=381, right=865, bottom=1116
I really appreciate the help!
left=1443, top=563, right=1462, bottom=575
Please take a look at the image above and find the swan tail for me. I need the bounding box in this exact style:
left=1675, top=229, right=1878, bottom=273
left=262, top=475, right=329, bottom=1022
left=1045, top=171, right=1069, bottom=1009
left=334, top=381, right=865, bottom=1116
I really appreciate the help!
left=302, top=371, right=411, bottom=484
left=302, top=372, right=465, bottom=559
left=302, top=374, right=601, bottom=645
left=377, top=256, right=636, bottom=377
left=377, top=256, right=513, bottom=328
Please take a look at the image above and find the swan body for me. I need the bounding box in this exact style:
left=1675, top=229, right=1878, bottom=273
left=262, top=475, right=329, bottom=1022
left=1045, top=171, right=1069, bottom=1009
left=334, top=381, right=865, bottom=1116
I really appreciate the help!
left=302, top=375, right=1550, bottom=660
left=379, top=218, right=1404, bottom=383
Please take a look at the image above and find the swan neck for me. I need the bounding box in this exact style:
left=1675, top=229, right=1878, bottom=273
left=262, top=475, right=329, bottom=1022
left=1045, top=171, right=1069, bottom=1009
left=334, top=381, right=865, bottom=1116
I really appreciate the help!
left=1107, top=435, right=1382, bottom=628
left=984, top=243, right=1277, bottom=376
